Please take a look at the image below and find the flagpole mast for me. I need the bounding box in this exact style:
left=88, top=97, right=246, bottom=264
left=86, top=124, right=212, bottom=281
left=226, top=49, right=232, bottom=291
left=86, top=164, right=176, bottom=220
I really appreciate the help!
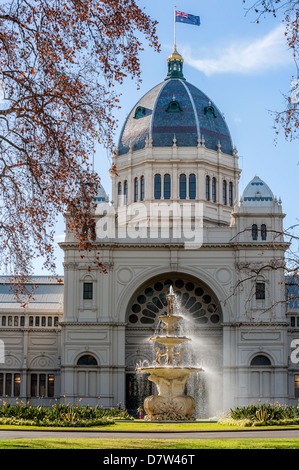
left=174, top=5, right=176, bottom=49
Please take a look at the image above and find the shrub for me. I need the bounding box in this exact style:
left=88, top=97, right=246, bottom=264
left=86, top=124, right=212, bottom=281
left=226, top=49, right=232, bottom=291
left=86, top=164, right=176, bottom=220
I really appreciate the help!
left=224, top=402, right=299, bottom=426
left=0, top=402, right=132, bottom=427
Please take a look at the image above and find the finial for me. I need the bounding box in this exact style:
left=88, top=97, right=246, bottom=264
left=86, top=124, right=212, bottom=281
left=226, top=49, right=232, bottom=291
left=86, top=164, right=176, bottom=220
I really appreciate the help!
left=165, top=46, right=185, bottom=81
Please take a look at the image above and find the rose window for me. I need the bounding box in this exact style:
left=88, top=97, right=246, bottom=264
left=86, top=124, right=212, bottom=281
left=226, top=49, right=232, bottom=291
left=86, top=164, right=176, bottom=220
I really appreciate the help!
left=128, top=276, right=221, bottom=326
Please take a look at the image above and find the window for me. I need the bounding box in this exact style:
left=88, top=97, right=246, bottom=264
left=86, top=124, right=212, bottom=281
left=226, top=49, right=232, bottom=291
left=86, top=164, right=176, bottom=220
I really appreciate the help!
left=117, top=182, right=122, bottom=206
left=205, top=176, right=210, bottom=201
left=189, top=174, right=196, bottom=200
left=48, top=374, right=55, bottom=397
left=154, top=174, right=161, bottom=200
left=35, top=316, right=40, bottom=327
left=212, top=177, right=217, bottom=202
left=166, top=99, right=182, bottom=113
left=39, top=374, right=46, bottom=397
left=252, top=224, right=258, bottom=241
left=0, top=373, right=21, bottom=397
left=179, top=174, right=186, bottom=200
left=31, top=374, right=37, bottom=397
left=164, top=174, right=171, bottom=200
left=229, top=182, right=233, bottom=206
left=140, top=176, right=145, bottom=201
left=124, top=180, right=128, bottom=205
left=223, top=180, right=227, bottom=205
left=256, top=282, right=265, bottom=300
left=48, top=317, right=52, bottom=327
left=290, top=316, right=299, bottom=327
left=1, top=317, right=5, bottom=327
left=134, top=106, right=146, bottom=119
left=83, top=282, right=93, bottom=300
left=295, top=375, right=299, bottom=398
left=250, top=355, right=271, bottom=366
left=134, top=177, right=138, bottom=202
left=77, top=354, right=98, bottom=366
left=30, top=373, right=55, bottom=397
left=204, top=104, right=216, bottom=118
left=14, top=374, right=20, bottom=397
left=42, top=316, right=46, bottom=327
left=261, top=224, right=267, bottom=241
left=5, top=373, right=12, bottom=396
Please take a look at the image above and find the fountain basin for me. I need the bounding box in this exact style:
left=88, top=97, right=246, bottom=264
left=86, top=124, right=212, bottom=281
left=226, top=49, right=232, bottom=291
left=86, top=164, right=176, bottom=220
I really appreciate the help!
left=137, top=366, right=202, bottom=379
left=136, top=366, right=202, bottom=398
left=150, top=336, right=190, bottom=347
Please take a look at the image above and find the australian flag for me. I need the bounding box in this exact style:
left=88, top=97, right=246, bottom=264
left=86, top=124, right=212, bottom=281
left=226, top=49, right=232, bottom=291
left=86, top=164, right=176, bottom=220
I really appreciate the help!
left=176, top=10, right=200, bottom=26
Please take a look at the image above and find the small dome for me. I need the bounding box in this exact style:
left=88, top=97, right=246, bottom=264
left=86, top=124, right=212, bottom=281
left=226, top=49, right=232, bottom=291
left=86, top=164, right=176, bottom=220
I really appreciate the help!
left=95, top=184, right=109, bottom=203
left=241, top=176, right=274, bottom=206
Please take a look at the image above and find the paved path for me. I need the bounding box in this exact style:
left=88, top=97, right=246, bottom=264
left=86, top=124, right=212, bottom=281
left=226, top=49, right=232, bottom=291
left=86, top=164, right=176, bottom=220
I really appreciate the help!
left=1, top=428, right=299, bottom=440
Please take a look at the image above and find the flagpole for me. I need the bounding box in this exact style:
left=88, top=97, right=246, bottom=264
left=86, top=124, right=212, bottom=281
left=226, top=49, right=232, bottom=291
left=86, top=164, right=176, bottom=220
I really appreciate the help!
left=174, top=5, right=176, bottom=49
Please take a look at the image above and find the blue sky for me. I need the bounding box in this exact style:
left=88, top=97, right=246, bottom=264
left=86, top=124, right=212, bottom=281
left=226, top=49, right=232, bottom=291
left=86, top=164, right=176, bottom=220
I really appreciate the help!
left=43, top=0, right=299, bottom=275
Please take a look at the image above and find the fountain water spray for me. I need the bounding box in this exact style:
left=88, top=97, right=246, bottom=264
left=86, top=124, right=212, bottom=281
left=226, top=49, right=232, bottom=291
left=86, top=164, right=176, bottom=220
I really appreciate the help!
left=136, top=286, right=203, bottom=421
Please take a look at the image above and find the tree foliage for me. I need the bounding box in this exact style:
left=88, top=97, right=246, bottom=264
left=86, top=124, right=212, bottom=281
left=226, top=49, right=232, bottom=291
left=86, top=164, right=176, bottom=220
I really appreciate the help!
left=0, top=0, right=159, bottom=290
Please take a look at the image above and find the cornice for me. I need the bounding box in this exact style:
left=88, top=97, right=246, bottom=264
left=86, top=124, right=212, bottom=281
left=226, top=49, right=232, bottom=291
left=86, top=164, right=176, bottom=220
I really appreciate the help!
left=59, top=241, right=289, bottom=250
left=59, top=322, right=127, bottom=327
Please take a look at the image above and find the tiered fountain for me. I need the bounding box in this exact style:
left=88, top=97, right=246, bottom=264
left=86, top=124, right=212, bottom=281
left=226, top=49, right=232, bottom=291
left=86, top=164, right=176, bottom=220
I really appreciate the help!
left=136, top=286, right=203, bottom=421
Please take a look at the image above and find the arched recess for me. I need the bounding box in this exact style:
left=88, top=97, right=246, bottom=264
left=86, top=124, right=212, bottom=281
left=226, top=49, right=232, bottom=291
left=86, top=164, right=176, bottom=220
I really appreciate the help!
left=249, top=353, right=273, bottom=400
left=125, top=272, right=223, bottom=416
left=75, top=353, right=99, bottom=403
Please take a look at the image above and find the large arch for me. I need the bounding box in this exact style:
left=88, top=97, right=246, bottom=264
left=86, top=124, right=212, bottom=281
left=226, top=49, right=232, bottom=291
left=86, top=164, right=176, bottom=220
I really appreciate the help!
left=124, top=272, right=224, bottom=418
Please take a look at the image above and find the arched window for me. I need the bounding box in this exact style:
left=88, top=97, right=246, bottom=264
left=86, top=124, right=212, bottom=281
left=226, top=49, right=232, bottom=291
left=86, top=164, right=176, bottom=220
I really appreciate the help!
left=164, top=174, right=171, bottom=199
left=256, top=282, right=266, bottom=300
left=229, top=182, right=233, bottom=206
left=261, top=224, right=267, bottom=241
left=252, top=224, right=258, bottom=241
left=212, top=177, right=217, bottom=202
left=250, top=355, right=271, bottom=366
left=189, top=174, right=196, bottom=200
left=124, top=180, right=128, bottom=205
left=179, top=174, right=186, bottom=199
left=223, top=180, right=227, bottom=205
left=117, top=182, right=122, bottom=206
left=77, top=355, right=98, bottom=366
left=154, top=174, right=161, bottom=200
left=205, top=175, right=210, bottom=201
left=140, top=176, right=145, bottom=201
left=134, top=177, right=138, bottom=202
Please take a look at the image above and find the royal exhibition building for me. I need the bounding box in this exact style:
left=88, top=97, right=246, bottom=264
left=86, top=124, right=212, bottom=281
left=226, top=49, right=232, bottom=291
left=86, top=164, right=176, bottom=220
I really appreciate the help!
left=0, top=48, right=298, bottom=419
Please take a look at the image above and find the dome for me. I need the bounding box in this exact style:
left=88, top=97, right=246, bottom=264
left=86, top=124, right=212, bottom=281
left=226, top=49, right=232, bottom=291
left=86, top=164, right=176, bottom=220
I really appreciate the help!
left=241, top=176, right=274, bottom=206
left=117, top=49, right=234, bottom=156
left=95, top=184, right=109, bottom=203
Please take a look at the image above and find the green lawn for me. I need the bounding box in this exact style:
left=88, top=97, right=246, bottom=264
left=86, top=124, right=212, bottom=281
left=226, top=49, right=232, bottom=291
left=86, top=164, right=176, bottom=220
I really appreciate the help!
left=0, top=421, right=299, bottom=449
left=1, top=419, right=299, bottom=432
left=0, top=437, right=299, bottom=449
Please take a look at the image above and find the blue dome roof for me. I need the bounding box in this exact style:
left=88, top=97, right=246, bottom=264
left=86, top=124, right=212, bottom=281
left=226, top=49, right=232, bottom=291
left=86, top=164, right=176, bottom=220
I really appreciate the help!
left=117, top=77, right=234, bottom=156
left=242, top=176, right=274, bottom=206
